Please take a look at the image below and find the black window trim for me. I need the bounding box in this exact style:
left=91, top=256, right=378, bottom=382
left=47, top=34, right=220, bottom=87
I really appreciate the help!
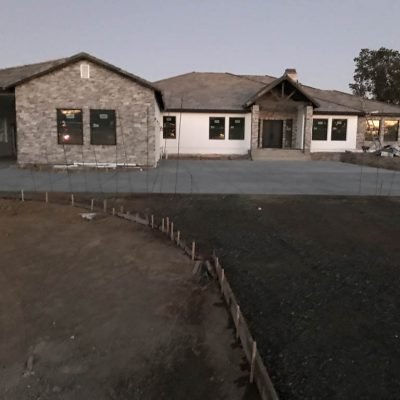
left=57, top=108, right=84, bottom=145
left=90, top=109, right=117, bottom=146
left=209, top=117, right=226, bottom=140
left=163, top=115, right=177, bottom=140
left=228, top=117, right=245, bottom=140
left=312, top=118, right=329, bottom=141
left=331, top=118, right=348, bottom=141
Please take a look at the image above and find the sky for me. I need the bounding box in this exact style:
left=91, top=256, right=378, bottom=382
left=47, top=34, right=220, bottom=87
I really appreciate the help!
left=1, top=0, right=399, bottom=92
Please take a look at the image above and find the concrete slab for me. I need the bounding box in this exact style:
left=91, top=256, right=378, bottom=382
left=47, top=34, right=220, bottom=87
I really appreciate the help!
left=0, top=159, right=399, bottom=195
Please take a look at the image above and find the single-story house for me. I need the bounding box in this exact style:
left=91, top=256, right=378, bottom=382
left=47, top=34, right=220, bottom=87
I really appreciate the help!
left=1, top=52, right=400, bottom=166
left=0, top=52, right=163, bottom=166
left=156, top=70, right=400, bottom=158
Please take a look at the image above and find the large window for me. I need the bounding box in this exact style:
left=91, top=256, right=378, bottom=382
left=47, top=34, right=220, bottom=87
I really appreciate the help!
left=365, top=119, right=380, bottom=141
left=90, top=110, right=116, bottom=145
left=163, top=116, right=176, bottom=139
left=383, top=120, right=399, bottom=141
left=209, top=117, right=225, bottom=140
left=331, top=119, right=347, bottom=141
left=312, top=119, right=328, bottom=141
left=57, top=109, right=83, bottom=145
left=229, top=117, right=245, bottom=140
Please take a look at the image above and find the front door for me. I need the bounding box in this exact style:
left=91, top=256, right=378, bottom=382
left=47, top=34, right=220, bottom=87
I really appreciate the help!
left=262, top=120, right=283, bottom=148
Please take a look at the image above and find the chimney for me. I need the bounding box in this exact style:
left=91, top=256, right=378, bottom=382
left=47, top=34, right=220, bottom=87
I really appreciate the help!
left=285, top=68, right=298, bottom=82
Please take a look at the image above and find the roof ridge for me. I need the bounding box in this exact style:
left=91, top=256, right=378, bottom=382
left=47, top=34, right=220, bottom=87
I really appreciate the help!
left=227, top=73, right=278, bottom=85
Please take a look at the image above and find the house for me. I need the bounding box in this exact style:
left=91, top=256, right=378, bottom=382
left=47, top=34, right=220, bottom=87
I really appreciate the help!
left=156, top=70, right=400, bottom=158
left=0, top=52, right=163, bottom=166
left=1, top=52, right=400, bottom=167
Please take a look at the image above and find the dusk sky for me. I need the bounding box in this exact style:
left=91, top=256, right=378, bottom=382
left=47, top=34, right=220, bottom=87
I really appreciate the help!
left=1, top=0, right=399, bottom=92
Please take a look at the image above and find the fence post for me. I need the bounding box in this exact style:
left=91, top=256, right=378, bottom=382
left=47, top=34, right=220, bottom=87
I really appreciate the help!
left=71, top=194, right=74, bottom=206
left=21, top=189, right=24, bottom=202
left=112, top=207, right=115, bottom=216
left=166, top=217, right=170, bottom=234
left=90, top=199, right=94, bottom=211
left=250, top=341, right=257, bottom=383
left=191, top=241, right=196, bottom=261
left=221, top=268, right=225, bottom=294
left=236, top=304, right=241, bottom=339
left=177, top=230, right=180, bottom=245
left=161, top=218, right=165, bottom=232
left=103, top=199, right=107, bottom=213
left=151, top=215, right=154, bottom=229
left=170, top=222, right=174, bottom=240
left=45, top=192, right=49, bottom=204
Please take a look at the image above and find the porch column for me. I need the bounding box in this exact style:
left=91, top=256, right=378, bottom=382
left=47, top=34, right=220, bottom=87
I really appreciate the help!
left=303, top=105, right=313, bottom=152
left=251, top=104, right=259, bottom=150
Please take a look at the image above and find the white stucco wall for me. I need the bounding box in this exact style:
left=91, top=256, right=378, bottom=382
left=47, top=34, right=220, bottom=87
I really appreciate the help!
left=160, top=112, right=251, bottom=155
left=310, top=115, right=358, bottom=152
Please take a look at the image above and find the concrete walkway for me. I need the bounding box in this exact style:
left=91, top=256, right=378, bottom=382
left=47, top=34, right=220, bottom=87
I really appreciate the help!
left=0, top=159, right=399, bottom=195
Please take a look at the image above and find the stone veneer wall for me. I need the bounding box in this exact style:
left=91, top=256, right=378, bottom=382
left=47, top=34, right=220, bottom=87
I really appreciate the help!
left=15, top=61, right=158, bottom=166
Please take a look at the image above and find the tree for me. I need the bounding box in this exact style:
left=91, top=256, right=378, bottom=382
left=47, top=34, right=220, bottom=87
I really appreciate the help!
left=349, top=47, right=400, bottom=104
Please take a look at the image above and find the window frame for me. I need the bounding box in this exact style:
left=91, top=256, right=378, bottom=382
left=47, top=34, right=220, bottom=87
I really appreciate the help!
left=312, top=118, right=329, bottom=141
left=163, top=116, right=177, bottom=139
left=228, top=117, right=245, bottom=140
left=383, top=119, right=399, bottom=142
left=90, top=109, right=117, bottom=146
left=365, top=119, right=381, bottom=141
left=57, top=108, right=83, bottom=145
left=209, top=117, right=225, bottom=140
left=331, top=118, right=347, bottom=141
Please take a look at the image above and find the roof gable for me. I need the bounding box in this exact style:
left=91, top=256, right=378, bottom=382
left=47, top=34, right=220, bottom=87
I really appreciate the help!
left=243, top=75, right=319, bottom=108
left=0, top=52, right=163, bottom=108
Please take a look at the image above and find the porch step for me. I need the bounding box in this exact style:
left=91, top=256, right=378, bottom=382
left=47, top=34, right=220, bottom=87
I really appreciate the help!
left=251, top=149, right=310, bottom=161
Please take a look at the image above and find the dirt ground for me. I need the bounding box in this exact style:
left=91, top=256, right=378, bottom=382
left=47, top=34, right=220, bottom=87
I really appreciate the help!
left=341, top=151, right=400, bottom=171
left=115, top=194, right=400, bottom=400
left=0, top=200, right=258, bottom=400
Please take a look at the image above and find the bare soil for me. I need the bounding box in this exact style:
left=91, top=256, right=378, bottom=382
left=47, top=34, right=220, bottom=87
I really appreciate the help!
left=0, top=200, right=258, bottom=400
left=116, top=194, right=400, bottom=400
left=341, top=152, right=400, bottom=171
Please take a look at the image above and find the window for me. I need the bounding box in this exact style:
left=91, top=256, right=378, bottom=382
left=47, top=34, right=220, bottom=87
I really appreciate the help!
left=331, top=119, right=347, bottom=141
left=209, top=117, right=225, bottom=140
left=312, top=119, right=328, bottom=140
left=80, top=63, right=90, bottom=79
left=383, top=120, right=399, bottom=141
left=57, top=109, right=83, bottom=145
left=229, top=117, right=245, bottom=140
left=163, top=116, right=176, bottom=139
left=365, top=119, right=380, bottom=141
left=90, top=110, right=116, bottom=145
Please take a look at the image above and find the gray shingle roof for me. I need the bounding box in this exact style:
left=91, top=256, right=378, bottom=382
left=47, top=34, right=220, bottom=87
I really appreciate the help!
left=156, top=72, right=400, bottom=116
left=0, top=58, right=67, bottom=89
left=0, top=53, right=162, bottom=97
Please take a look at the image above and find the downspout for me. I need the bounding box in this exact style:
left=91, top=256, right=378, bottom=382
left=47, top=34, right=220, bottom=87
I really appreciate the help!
left=302, top=105, right=307, bottom=153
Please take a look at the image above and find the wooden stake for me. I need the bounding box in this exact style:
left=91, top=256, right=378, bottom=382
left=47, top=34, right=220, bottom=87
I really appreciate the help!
left=166, top=217, right=170, bottom=234
left=191, top=241, right=196, bottom=261
left=250, top=341, right=257, bottom=383
left=161, top=218, right=165, bottom=232
left=45, top=192, right=49, bottom=204
left=103, top=199, right=107, bottom=213
left=151, top=215, right=154, bottom=229
left=90, top=199, right=94, bottom=211
left=221, top=268, right=225, bottom=294
left=71, top=194, right=74, bottom=206
left=112, top=208, right=115, bottom=216
left=236, top=305, right=240, bottom=339
left=177, top=230, right=180, bottom=245
left=21, top=189, right=24, bottom=202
